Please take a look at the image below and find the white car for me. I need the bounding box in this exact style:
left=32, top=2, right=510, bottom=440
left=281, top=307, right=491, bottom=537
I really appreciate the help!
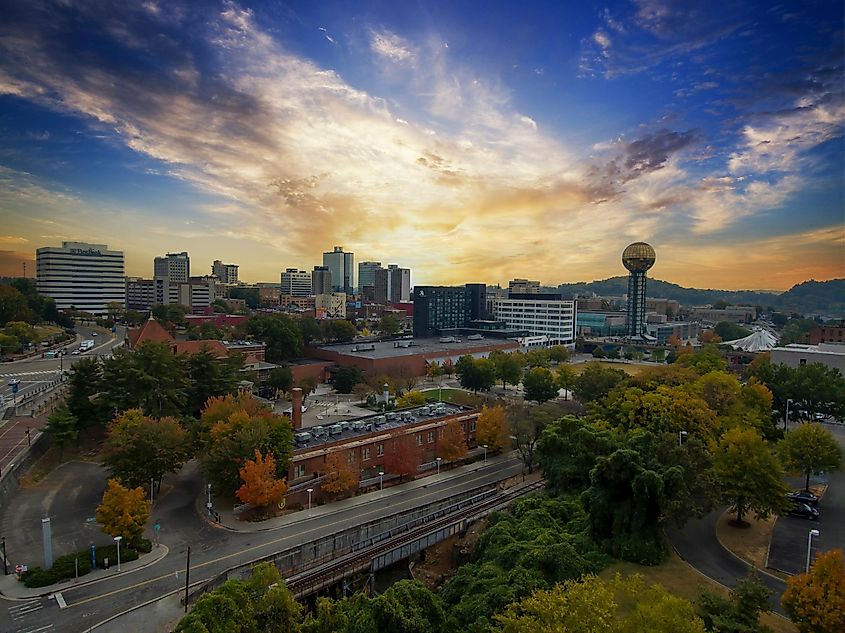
left=92, top=332, right=98, bottom=337
left=71, top=350, right=80, bottom=355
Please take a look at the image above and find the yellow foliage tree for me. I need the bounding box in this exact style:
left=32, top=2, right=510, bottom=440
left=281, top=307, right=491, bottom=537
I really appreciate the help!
left=437, top=419, right=468, bottom=462
left=475, top=405, right=510, bottom=452
left=236, top=449, right=288, bottom=508
left=321, top=451, right=359, bottom=496
left=781, top=548, right=845, bottom=633
left=96, top=478, right=151, bottom=544
left=396, top=390, right=426, bottom=408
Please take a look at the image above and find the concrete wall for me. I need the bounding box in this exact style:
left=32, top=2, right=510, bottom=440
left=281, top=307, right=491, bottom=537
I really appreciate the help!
left=0, top=432, right=51, bottom=541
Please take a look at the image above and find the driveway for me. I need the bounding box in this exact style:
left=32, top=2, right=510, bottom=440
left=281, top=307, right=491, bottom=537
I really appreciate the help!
left=0, top=461, right=111, bottom=570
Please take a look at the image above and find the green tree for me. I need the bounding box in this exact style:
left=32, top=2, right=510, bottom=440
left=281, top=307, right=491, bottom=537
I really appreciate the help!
left=322, top=319, right=356, bottom=343
left=378, top=313, right=401, bottom=335
left=334, top=365, right=364, bottom=394
left=152, top=303, right=189, bottom=328
left=573, top=363, right=626, bottom=402
left=267, top=366, right=294, bottom=396
left=556, top=365, right=577, bottom=400
left=186, top=347, right=242, bottom=415
left=778, top=424, right=843, bottom=491
left=714, top=427, right=789, bottom=525
left=714, top=321, right=752, bottom=341
left=103, top=410, right=189, bottom=489
left=675, top=345, right=727, bottom=374
left=523, top=348, right=551, bottom=368
left=698, top=573, right=773, bottom=633
left=548, top=345, right=571, bottom=363
left=538, top=416, right=617, bottom=494
left=522, top=367, right=559, bottom=404
left=66, top=357, right=107, bottom=428
left=490, top=350, right=523, bottom=389
left=43, top=406, right=78, bottom=459
left=592, top=346, right=607, bottom=358
left=0, top=285, right=31, bottom=325
left=247, top=314, right=303, bottom=362
left=456, top=355, right=496, bottom=394
left=0, top=333, right=21, bottom=355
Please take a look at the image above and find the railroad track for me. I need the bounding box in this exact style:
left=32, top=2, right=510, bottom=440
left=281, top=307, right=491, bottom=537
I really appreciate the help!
left=285, top=480, right=545, bottom=598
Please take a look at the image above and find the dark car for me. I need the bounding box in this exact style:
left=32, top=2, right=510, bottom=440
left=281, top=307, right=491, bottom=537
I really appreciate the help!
left=787, top=491, right=820, bottom=507
left=787, top=502, right=819, bottom=521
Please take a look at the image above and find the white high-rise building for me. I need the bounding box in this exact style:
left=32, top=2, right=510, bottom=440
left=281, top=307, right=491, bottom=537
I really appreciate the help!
left=212, top=260, right=239, bottom=284
left=36, top=241, right=125, bottom=315
left=154, top=252, right=190, bottom=283
left=358, top=261, right=382, bottom=291
left=387, top=264, right=411, bottom=303
left=494, top=294, right=576, bottom=347
left=323, top=246, right=354, bottom=294
left=280, top=268, right=312, bottom=296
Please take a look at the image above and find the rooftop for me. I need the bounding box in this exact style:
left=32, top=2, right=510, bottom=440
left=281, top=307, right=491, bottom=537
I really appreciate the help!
left=293, top=402, right=468, bottom=453
left=316, top=336, right=518, bottom=359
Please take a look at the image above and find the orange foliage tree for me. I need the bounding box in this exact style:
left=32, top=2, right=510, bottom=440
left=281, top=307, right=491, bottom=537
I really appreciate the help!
left=437, top=419, right=468, bottom=463
left=95, top=478, right=150, bottom=544
left=781, top=548, right=845, bottom=633
left=384, top=436, right=419, bottom=482
left=475, top=405, right=510, bottom=452
left=322, top=451, right=359, bottom=496
left=236, top=449, right=288, bottom=508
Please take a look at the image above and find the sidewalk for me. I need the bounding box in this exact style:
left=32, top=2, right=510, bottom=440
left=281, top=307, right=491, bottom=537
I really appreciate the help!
left=207, top=450, right=520, bottom=533
left=0, top=544, right=169, bottom=599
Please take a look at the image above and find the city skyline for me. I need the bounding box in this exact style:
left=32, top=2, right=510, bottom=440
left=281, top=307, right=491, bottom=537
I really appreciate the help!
left=1, top=1, right=843, bottom=290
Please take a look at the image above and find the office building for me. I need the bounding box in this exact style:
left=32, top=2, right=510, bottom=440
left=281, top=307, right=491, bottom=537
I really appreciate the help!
left=154, top=252, right=190, bottom=283
left=689, top=305, right=756, bottom=324
left=323, top=246, right=355, bottom=294
left=387, top=264, right=411, bottom=303
left=126, top=277, right=155, bottom=311
left=645, top=321, right=699, bottom=344
left=622, top=242, right=656, bottom=338
left=373, top=267, right=389, bottom=304
left=36, top=241, right=125, bottom=315
left=493, top=294, right=576, bottom=346
left=508, top=278, right=540, bottom=295
left=315, top=292, right=347, bottom=319
left=576, top=311, right=628, bottom=337
left=358, top=261, right=382, bottom=293
left=312, top=266, right=332, bottom=295
left=412, top=286, right=469, bottom=337
left=280, top=268, right=312, bottom=296
left=211, top=260, right=239, bottom=285
left=771, top=342, right=845, bottom=373
left=465, top=283, right=487, bottom=321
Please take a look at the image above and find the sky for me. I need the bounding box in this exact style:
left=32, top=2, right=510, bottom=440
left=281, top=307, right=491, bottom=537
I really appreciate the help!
left=0, top=0, right=843, bottom=291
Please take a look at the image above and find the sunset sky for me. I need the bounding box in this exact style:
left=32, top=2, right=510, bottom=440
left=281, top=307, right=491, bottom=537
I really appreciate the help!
left=0, top=0, right=842, bottom=290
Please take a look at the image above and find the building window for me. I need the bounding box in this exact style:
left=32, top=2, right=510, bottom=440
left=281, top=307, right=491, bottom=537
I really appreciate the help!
left=427, top=431, right=435, bottom=443
left=347, top=452, right=355, bottom=465
left=363, top=447, right=371, bottom=461
left=469, top=420, right=476, bottom=432
left=376, top=444, right=384, bottom=457
left=416, top=434, right=423, bottom=446
left=799, top=358, right=807, bottom=366
left=294, top=464, right=306, bottom=479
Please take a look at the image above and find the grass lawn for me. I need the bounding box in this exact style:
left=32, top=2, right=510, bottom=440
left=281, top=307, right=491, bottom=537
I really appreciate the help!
left=570, top=360, right=648, bottom=376
left=601, top=549, right=797, bottom=633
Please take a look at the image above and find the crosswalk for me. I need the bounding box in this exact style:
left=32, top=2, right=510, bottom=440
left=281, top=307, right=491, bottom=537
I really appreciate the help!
left=0, top=371, right=62, bottom=379
left=6, top=599, right=53, bottom=632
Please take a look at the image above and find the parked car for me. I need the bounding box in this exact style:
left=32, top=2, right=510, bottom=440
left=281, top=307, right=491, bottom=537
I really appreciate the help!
left=71, top=349, right=80, bottom=355
left=787, top=491, right=819, bottom=507
left=787, top=502, right=820, bottom=521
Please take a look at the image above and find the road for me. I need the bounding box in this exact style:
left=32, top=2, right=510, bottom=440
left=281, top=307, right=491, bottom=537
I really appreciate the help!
left=0, top=327, right=124, bottom=414
left=0, top=453, right=525, bottom=633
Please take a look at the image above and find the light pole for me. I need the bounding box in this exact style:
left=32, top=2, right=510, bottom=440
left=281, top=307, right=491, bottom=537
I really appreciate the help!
left=378, top=471, right=384, bottom=491
left=114, top=536, right=122, bottom=572
left=482, top=444, right=488, bottom=462
left=1, top=536, right=7, bottom=575
left=785, top=398, right=793, bottom=431
left=436, top=457, right=442, bottom=475
left=206, top=483, right=212, bottom=514
left=679, top=430, right=688, bottom=447
left=307, top=488, right=313, bottom=515
left=806, top=529, right=820, bottom=573
left=150, top=478, right=154, bottom=505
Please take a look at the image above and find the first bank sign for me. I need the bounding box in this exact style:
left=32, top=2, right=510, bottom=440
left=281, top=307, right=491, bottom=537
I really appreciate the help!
left=70, top=248, right=103, bottom=255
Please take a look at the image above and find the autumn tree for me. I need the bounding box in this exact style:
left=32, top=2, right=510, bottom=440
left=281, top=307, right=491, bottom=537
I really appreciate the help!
left=103, top=409, right=189, bottom=490
left=781, top=548, right=845, bottom=633
left=96, top=478, right=151, bottom=544
left=383, top=436, right=419, bottom=482
left=437, top=419, right=468, bottom=462
left=396, top=390, right=426, bottom=408
left=714, top=427, right=789, bottom=526
left=321, top=451, right=359, bottom=497
left=556, top=365, right=577, bottom=400
left=43, top=406, right=78, bottom=459
left=236, top=450, right=288, bottom=509
left=475, top=405, right=510, bottom=452
left=778, top=423, right=843, bottom=491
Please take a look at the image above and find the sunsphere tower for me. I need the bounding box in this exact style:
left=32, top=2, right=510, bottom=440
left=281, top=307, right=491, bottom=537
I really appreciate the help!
left=622, top=242, right=656, bottom=338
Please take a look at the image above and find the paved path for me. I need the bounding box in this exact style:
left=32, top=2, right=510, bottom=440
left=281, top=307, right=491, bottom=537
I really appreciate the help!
left=667, top=509, right=787, bottom=615
left=0, top=417, right=45, bottom=476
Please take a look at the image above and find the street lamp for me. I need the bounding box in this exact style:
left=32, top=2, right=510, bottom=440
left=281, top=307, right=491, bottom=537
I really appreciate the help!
left=1, top=536, right=7, bottom=575
left=785, top=398, right=793, bottom=431
left=436, top=457, right=442, bottom=475
left=113, top=536, right=122, bottom=572
left=306, top=488, right=313, bottom=514
left=806, top=529, right=820, bottom=573
left=679, top=430, right=688, bottom=447
left=378, top=471, right=384, bottom=491
left=482, top=444, right=488, bottom=462
left=206, top=483, right=212, bottom=513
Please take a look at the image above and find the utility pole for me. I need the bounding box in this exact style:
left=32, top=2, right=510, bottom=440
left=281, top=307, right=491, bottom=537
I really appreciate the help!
left=184, top=546, right=191, bottom=612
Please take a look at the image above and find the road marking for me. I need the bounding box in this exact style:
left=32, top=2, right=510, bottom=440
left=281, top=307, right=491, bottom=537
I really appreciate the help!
left=64, top=460, right=524, bottom=607
left=19, top=625, right=54, bottom=633
left=53, top=592, right=67, bottom=609
left=8, top=600, right=42, bottom=619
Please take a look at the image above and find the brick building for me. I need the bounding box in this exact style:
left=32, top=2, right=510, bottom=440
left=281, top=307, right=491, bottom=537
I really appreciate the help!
left=809, top=321, right=845, bottom=345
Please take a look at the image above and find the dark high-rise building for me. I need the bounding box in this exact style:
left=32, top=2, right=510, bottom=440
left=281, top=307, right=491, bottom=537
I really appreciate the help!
left=622, top=242, right=656, bottom=338
left=312, top=266, right=332, bottom=295
left=413, top=286, right=468, bottom=337
left=373, top=267, right=389, bottom=304
left=323, top=246, right=354, bottom=294
left=465, top=283, right=487, bottom=321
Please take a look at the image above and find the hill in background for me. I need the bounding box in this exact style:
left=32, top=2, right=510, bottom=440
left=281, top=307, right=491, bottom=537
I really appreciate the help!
left=556, top=278, right=845, bottom=316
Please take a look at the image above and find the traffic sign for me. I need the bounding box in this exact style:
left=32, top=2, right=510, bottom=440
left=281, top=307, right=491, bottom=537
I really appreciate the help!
left=15, top=564, right=27, bottom=574
left=10, top=383, right=18, bottom=394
